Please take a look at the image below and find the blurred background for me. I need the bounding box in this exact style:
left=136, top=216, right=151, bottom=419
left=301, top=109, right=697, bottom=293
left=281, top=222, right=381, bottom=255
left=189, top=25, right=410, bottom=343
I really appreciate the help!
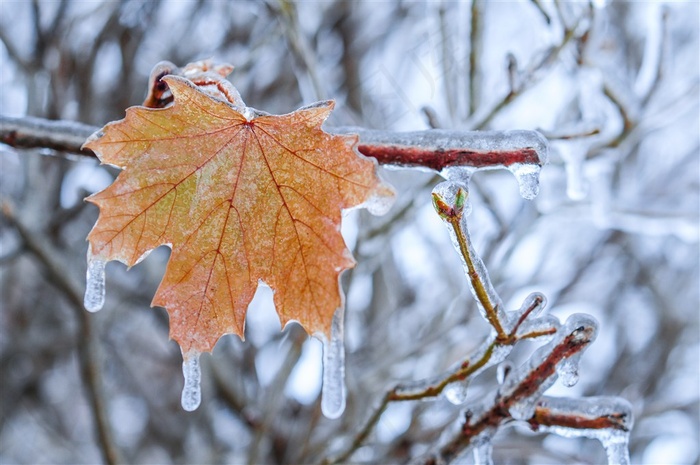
left=0, top=1, right=698, bottom=464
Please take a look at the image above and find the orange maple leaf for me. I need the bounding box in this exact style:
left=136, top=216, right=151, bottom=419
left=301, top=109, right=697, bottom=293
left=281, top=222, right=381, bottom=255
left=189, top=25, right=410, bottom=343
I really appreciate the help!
left=85, top=75, right=393, bottom=354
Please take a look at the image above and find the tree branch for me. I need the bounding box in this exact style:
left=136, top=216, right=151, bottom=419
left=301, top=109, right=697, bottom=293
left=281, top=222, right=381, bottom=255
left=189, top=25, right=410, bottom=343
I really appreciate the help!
left=1, top=115, right=548, bottom=175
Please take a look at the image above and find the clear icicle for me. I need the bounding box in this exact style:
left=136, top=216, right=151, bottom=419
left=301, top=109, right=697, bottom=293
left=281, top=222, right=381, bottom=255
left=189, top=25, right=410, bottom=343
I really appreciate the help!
left=473, top=436, right=494, bottom=465
left=558, top=143, right=589, bottom=200
left=602, top=431, right=632, bottom=465
left=508, top=163, right=543, bottom=200
left=441, top=166, right=475, bottom=191
left=320, top=307, right=346, bottom=419
left=84, top=250, right=106, bottom=313
left=181, top=352, right=202, bottom=412
left=497, top=361, right=514, bottom=385
left=557, top=352, right=582, bottom=387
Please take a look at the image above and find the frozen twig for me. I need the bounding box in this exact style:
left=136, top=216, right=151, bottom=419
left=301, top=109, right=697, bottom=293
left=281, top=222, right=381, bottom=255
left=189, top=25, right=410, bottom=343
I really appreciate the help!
left=321, top=192, right=557, bottom=465
left=1, top=115, right=96, bottom=156
left=1, top=115, right=547, bottom=177
left=425, top=315, right=606, bottom=464
left=432, top=184, right=508, bottom=338
left=0, top=199, right=123, bottom=465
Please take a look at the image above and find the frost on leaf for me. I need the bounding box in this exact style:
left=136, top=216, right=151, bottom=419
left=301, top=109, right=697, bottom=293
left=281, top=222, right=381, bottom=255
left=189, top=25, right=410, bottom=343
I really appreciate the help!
left=84, top=75, right=394, bottom=355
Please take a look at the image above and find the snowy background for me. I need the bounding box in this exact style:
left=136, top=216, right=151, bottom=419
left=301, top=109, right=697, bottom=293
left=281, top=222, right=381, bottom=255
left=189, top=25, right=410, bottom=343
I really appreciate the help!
left=1, top=1, right=698, bottom=464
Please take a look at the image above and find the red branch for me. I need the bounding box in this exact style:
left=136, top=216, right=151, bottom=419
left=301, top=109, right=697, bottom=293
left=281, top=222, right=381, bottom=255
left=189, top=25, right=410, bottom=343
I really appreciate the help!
left=357, top=144, right=540, bottom=171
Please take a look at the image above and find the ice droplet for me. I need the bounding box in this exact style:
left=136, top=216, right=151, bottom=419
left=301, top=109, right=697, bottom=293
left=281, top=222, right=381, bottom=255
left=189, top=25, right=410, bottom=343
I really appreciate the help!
left=84, top=251, right=106, bottom=313
left=444, top=380, right=469, bottom=405
left=320, top=308, right=346, bottom=419
left=181, top=352, right=201, bottom=412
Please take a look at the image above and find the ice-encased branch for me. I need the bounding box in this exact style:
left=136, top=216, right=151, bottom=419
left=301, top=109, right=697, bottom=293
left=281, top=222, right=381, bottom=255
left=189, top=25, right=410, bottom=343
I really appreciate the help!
left=1, top=115, right=547, bottom=178
left=0, top=115, right=97, bottom=156
left=426, top=315, right=607, bottom=464
left=322, top=293, right=559, bottom=465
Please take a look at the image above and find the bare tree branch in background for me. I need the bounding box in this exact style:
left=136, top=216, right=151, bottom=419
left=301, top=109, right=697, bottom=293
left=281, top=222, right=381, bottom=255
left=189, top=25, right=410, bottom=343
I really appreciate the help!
left=0, top=1, right=697, bottom=464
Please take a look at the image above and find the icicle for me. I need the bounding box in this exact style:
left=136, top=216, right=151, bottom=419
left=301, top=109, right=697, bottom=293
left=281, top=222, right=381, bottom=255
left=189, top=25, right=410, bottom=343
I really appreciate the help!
left=320, top=307, right=346, bottom=419
left=496, top=361, right=514, bottom=385
left=441, top=166, right=476, bottom=192
left=84, top=248, right=106, bottom=313
left=602, top=430, right=631, bottom=465
left=181, top=351, right=202, bottom=412
left=508, top=163, right=543, bottom=200
left=558, top=143, right=589, bottom=200
left=473, top=436, right=494, bottom=465
left=557, top=352, right=582, bottom=387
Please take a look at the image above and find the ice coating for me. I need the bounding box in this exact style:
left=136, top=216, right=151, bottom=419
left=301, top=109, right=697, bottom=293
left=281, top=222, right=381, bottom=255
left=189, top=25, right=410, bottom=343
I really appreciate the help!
left=181, top=352, right=202, bottom=412
left=533, top=396, right=633, bottom=465
left=392, top=339, right=511, bottom=402
left=440, top=342, right=512, bottom=404
left=515, top=315, right=560, bottom=342
left=501, top=314, right=598, bottom=420
left=320, top=307, right=346, bottom=419
left=84, top=250, right=106, bottom=313
left=505, top=292, right=548, bottom=334
left=334, top=127, right=549, bottom=200
left=432, top=182, right=507, bottom=325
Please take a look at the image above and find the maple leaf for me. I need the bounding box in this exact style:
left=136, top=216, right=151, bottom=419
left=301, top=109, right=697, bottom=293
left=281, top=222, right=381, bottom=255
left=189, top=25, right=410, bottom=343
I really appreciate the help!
left=85, top=75, right=393, bottom=354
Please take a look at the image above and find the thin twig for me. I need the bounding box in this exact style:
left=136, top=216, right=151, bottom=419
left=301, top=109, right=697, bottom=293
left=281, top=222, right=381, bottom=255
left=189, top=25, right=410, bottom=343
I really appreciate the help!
left=468, top=0, right=482, bottom=116
left=473, top=14, right=584, bottom=130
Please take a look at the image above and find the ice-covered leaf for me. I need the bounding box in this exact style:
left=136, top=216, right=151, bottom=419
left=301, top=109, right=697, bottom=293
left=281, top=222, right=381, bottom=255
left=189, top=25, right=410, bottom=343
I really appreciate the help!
left=84, top=75, right=394, bottom=356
